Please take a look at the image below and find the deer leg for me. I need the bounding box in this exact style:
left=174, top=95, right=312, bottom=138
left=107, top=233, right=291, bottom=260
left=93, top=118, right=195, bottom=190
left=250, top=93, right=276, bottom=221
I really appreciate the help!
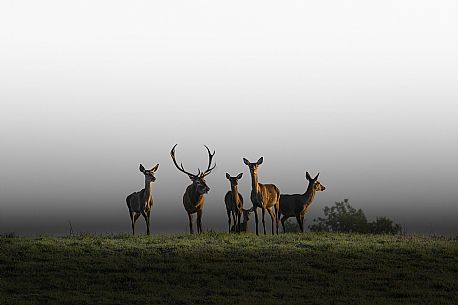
left=274, top=204, right=280, bottom=235
left=300, top=214, right=305, bottom=233
left=197, top=210, right=203, bottom=234
left=254, top=208, right=259, bottom=236
left=237, top=211, right=241, bottom=233
left=188, top=213, right=194, bottom=234
left=296, top=214, right=304, bottom=232
left=227, top=211, right=232, bottom=233
left=267, top=208, right=275, bottom=235
left=131, top=212, right=140, bottom=235
left=147, top=210, right=151, bottom=235
left=262, top=207, right=267, bottom=235
left=130, top=211, right=136, bottom=235
left=281, top=215, right=288, bottom=233
left=141, top=210, right=149, bottom=235
left=232, top=211, right=237, bottom=232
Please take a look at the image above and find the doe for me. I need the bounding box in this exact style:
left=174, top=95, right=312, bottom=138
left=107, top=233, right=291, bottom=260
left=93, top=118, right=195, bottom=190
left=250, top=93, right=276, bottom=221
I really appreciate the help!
left=126, top=163, right=159, bottom=235
left=224, top=173, right=244, bottom=233
left=278, top=172, right=326, bottom=233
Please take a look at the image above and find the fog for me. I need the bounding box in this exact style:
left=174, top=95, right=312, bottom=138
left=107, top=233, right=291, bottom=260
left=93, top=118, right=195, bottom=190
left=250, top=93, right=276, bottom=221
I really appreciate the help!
left=1, top=0, right=457, bottom=235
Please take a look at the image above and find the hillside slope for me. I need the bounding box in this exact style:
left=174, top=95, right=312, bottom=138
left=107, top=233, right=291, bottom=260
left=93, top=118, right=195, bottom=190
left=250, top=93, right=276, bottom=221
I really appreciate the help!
left=0, top=233, right=457, bottom=305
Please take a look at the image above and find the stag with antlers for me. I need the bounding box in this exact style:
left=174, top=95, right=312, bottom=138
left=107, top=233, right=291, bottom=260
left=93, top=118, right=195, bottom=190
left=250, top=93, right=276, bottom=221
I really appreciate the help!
left=170, top=144, right=216, bottom=234
left=126, top=163, right=159, bottom=235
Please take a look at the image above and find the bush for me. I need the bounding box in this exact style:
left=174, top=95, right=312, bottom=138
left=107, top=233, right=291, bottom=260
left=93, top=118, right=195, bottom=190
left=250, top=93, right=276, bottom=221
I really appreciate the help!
left=369, top=216, right=402, bottom=234
left=309, top=199, right=401, bottom=234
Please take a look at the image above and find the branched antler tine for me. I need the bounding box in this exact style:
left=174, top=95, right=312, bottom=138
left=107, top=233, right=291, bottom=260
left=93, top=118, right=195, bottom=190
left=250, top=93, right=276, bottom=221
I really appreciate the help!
left=202, top=145, right=216, bottom=176
left=205, top=145, right=215, bottom=157
left=170, top=144, right=196, bottom=177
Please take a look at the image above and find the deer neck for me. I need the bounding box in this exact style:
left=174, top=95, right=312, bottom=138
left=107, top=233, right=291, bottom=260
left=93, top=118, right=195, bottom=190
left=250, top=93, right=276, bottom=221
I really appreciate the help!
left=250, top=172, right=260, bottom=193
left=190, top=182, right=203, bottom=203
left=230, top=184, right=240, bottom=205
left=302, top=183, right=316, bottom=208
left=144, top=180, right=153, bottom=202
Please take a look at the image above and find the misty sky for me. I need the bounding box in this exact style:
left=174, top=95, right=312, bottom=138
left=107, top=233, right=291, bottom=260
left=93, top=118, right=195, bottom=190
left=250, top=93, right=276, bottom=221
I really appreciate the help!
left=1, top=1, right=457, bottom=235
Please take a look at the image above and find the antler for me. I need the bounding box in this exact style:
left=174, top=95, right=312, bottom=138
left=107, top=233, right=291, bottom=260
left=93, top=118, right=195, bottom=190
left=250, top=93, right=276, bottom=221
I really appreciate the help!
left=170, top=144, right=198, bottom=178
left=201, top=145, right=216, bottom=177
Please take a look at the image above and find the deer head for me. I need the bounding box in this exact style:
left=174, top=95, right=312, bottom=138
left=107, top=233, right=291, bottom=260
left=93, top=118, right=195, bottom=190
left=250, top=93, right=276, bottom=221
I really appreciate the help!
left=243, top=157, right=263, bottom=175
left=225, top=173, right=243, bottom=186
left=241, top=207, right=254, bottom=222
left=139, top=164, right=159, bottom=182
left=171, top=144, right=216, bottom=195
left=306, top=172, right=326, bottom=192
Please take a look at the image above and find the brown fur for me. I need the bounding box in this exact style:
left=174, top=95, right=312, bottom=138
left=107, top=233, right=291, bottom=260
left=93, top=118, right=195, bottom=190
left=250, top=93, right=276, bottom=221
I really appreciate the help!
left=231, top=208, right=253, bottom=233
left=183, top=183, right=206, bottom=233
left=224, top=173, right=244, bottom=233
left=171, top=144, right=215, bottom=234
left=279, top=172, right=326, bottom=232
left=243, top=157, right=281, bottom=235
left=126, top=163, right=159, bottom=235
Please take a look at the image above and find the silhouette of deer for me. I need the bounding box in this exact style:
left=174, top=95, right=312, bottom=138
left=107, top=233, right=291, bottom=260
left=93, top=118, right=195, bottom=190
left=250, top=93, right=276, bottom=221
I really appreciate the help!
left=279, top=172, right=326, bottom=233
left=224, top=173, right=244, bottom=233
left=239, top=207, right=254, bottom=232
left=126, top=163, right=159, bottom=235
left=243, top=157, right=280, bottom=235
left=170, top=144, right=216, bottom=234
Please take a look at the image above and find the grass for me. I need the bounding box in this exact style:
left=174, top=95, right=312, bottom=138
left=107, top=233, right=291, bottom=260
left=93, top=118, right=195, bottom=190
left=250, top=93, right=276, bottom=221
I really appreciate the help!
left=0, top=232, right=457, bottom=305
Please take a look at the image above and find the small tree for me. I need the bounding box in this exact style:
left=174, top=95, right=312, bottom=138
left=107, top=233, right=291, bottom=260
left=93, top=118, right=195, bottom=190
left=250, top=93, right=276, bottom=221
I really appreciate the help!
left=309, top=199, right=369, bottom=233
left=369, top=216, right=402, bottom=234
left=309, top=199, right=401, bottom=234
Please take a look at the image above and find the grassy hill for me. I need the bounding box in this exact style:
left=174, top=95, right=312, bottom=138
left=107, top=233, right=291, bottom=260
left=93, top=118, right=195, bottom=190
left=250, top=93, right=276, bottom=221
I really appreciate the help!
left=0, top=232, right=457, bottom=305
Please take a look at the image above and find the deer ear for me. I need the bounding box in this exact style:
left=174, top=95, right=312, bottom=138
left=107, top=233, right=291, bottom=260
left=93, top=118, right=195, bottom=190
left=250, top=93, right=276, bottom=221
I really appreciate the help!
left=243, top=158, right=250, bottom=165
left=306, top=171, right=312, bottom=180
left=237, top=173, right=243, bottom=179
left=188, top=174, right=196, bottom=181
left=314, top=173, right=320, bottom=180
left=139, top=164, right=145, bottom=173
left=151, top=164, right=159, bottom=172
left=257, top=157, right=263, bottom=165
left=225, top=173, right=230, bottom=179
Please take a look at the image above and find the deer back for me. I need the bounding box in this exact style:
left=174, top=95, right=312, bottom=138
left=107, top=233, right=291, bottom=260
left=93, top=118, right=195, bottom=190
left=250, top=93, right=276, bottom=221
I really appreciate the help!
left=279, top=194, right=306, bottom=217
left=252, top=183, right=280, bottom=208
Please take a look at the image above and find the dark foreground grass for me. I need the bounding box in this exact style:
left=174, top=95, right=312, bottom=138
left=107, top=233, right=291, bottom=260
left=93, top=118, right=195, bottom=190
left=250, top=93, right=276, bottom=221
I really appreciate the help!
left=0, top=232, right=457, bottom=305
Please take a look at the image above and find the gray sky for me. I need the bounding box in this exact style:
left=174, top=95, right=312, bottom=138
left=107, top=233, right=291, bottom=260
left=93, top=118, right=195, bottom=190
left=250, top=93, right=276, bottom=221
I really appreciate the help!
left=1, top=0, right=457, bottom=235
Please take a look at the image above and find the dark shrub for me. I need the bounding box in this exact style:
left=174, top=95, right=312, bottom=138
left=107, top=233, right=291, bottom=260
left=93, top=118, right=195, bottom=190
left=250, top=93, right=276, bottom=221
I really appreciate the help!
left=309, top=199, right=401, bottom=234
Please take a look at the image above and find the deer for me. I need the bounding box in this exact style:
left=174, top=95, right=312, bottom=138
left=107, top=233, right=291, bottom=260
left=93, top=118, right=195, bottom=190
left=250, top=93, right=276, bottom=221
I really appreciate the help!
left=239, top=207, right=254, bottom=232
left=278, top=172, right=326, bottom=233
left=224, top=173, right=244, bottom=233
left=243, top=157, right=281, bottom=235
left=230, top=207, right=254, bottom=233
left=126, top=163, right=159, bottom=235
left=170, top=144, right=216, bottom=234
